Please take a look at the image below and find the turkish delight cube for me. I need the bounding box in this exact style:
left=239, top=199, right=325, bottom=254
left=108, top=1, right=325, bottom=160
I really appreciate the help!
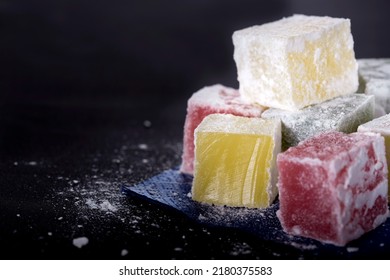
left=233, top=14, right=358, bottom=111
left=192, top=114, right=281, bottom=208
left=262, top=94, right=374, bottom=150
left=358, top=58, right=390, bottom=84
left=180, top=84, right=264, bottom=174
left=358, top=58, right=390, bottom=117
left=358, top=113, right=390, bottom=201
left=277, top=131, right=388, bottom=246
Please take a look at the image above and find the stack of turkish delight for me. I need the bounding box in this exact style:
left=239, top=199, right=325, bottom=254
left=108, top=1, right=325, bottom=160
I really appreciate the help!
left=180, top=14, right=389, bottom=246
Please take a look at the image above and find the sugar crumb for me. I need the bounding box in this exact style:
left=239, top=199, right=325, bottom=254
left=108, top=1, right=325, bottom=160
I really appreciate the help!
left=138, top=144, right=148, bottom=150
left=100, top=200, right=118, bottom=212
left=143, top=120, right=152, bottom=128
left=121, top=249, right=129, bottom=256
left=73, top=237, right=89, bottom=249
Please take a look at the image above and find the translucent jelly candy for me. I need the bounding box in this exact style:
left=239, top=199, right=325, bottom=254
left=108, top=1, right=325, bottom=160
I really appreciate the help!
left=277, top=131, right=388, bottom=246
left=192, top=114, right=281, bottom=208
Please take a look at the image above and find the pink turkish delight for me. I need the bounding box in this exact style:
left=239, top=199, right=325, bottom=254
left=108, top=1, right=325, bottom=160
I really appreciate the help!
left=180, top=84, right=264, bottom=174
left=277, top=131, right=389, bottom=246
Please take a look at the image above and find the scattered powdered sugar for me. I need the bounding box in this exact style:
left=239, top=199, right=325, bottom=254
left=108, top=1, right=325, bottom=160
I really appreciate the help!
left=229, top=242, right=253, bottom=256
left=100, top=200, right=118, bottom=212
left=85, top=198, right=99, bottom=210
left=289, top=242, right=317, bottom=251
left=13, top=160, right=41, bottom=167
left=346, top=247, right=359, bottom=253
left=85, top=198, right=118, bottom=212
left=73, top=237, right=89, bottom=248
left=195, top=203, right=276, bottom=227
left=49, top=137, right=183, bottom=251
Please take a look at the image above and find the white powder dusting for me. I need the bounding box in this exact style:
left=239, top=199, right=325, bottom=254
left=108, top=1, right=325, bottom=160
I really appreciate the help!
left=229, top=242, right=252, bottom=256
left=346, top=247, right=359, bottom=253
left=289, top=242, right=317, bottom=251
left=5, top=133, right=183, bottom=259
left=99, top=200, right=118, bottom=212
left=73, top=237, right=89, bottom=248
left=85, top=199, right=99, bottom=210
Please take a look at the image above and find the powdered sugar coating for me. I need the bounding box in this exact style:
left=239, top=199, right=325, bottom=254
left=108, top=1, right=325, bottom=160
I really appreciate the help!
left=262, top=94, right=374, bottom=150
left=180, top=84, right=264, bottom=174
left=277, top=131, right=388, bottom=246
left=234, top=14, right=346, bottom=41
left=195, top=113, right=280, bottom=136
left=189, top=84, right=265, bottom=116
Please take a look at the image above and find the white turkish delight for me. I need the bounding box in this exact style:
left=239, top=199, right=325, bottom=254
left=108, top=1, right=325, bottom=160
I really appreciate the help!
left=262, top=94, right=374, bottom=150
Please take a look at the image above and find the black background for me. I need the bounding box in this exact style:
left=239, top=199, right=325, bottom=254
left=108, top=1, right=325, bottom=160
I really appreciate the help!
left=1, top=0, right=390, bottom=259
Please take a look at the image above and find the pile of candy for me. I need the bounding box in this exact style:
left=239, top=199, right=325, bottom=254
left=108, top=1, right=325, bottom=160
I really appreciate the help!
left=180, top=15, right=390, bottom=246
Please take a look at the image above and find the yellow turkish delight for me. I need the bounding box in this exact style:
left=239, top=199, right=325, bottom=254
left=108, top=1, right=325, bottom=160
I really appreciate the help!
left=192, top=114, right=281, bottom=208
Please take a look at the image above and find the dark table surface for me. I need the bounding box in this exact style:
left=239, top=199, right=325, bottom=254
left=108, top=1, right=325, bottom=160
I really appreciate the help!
left=1, top=0, right=390, bottom=260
